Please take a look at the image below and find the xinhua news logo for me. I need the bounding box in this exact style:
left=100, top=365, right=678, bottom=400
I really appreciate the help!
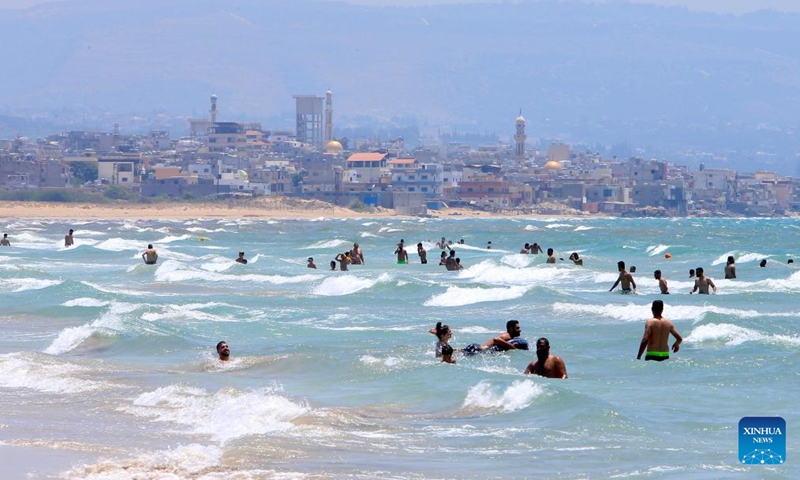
left=739, top=417, right=786, bottom=465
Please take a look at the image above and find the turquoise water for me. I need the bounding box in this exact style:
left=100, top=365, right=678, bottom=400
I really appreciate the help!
left=1, top=216, right=798, bottom=478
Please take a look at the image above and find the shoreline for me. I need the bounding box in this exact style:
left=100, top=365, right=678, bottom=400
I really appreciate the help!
left=0, top=200, right=588, bottom=220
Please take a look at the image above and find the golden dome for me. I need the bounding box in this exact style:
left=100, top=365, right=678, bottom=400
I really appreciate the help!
left=325, top=140, right=344, bottom=154
left=543, top=160, right=562, bottom=170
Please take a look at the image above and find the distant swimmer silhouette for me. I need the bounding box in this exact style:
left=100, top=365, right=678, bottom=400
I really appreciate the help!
left=0, top=233, right=10, bottom=246
left=64, top=229, right=74, bottom=247
left=235, top=251, right=248, bottom=264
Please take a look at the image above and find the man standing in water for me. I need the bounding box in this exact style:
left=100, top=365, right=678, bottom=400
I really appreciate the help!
left=417, top=243, right=427, bottom=264
left=637, top=300, right=682, bottom=362
left=351, top=243, right=364, bottom=265
left=725, top=256, right=736, bottom=279
left=394, top=244, right=409, bottom=264
left=1, top=233, right=10, bottom=246
left=335, top=252, right=349, bottom=271
left=64, top=229, right=74, bottom=247
left=690, top=267, right=717, bottom=294
left=654, top=270, right=669, bottom=294
left=524, top=338, right=568, bottom=378
left=610, top=261, right=636, bottom=294
left=142, top=244, right=159, bottom=264
left=235, top=251, right=248, bottom=264
left=216, top=341, right=231, bottom=361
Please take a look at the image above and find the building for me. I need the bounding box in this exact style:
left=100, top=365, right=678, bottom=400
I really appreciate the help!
left=513, top=110, right=527, bottom=164
left=294, top=95, right=324, bottom=149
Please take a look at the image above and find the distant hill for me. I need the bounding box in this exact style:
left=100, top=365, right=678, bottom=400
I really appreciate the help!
left=1, top=0, right=799, bottom=173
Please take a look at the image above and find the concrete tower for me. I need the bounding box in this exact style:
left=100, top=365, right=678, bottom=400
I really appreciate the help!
left=514, top=109, right=527, bottom=163
left=294, top=94, right=324, bottom=149
left=210, top=94, right=218, bottom=125
left=325, top=90, right=333, bottom=143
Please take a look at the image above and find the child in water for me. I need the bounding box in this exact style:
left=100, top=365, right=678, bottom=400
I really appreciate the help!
left=441, top=344, right=456, bottom=364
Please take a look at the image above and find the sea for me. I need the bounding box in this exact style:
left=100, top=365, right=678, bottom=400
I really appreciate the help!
left=1, top=215, right=798, bottom=479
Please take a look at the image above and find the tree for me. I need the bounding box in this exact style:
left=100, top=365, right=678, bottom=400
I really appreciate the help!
left=69, top=162, right=98, bottom=186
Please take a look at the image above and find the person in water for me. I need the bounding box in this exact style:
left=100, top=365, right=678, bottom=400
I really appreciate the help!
left=654, top=269, right=669, bottom=294
left=440, top=344, right=456, bottom=364
left=463, top=320, right=529, bottom=354
left=568, top=252, right=583, bottom=265
left=417, top=243, right=427, bottom=264
left=216, top=341, right=231, bottom=361
left=724, top=256, right=736, bottom=279
left=330, top=260, right=337, bottom=271
left=350, top=243, right=364, bottom=265
left=394, top=244, right=409, bottom=264
left=235, top=251, right=248, bottom=264
left=610, top=261, right=636, bottom=294
left=690, top=267, right=717, bottom=294
left=307, top=257, right=317, bottom=269
left=0, top=233, right=10, bottom=246
left=524, top=337, right=568, bottom=378
left=64, top=229, right=74, bottom=247
left=429, top=321, right=452, bottom=358
left=546, top=248, right=556, bottom=264
left=637, top=300, right=682, bottom=362
left=142, top=244, right=159, bottom=265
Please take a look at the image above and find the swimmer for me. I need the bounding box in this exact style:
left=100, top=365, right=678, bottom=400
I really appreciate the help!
left=524, top=338, right=568, bottom=378
left=530, top=243, right=543, bottom=254
left=330, top=260, right=337, bottom=271
left=690, top=267, right=716, bottom=294
left=141, top=244, right=159, bottom=265
left=520, top=243, right=530, bottom=254
left=568, top=252, right=583, bottom=266
left=436, top=237, right=447, bottom=249
left=546, top=248, right=556, bottom=264
left=725, top=256, right=736, bottom=279
left=429, top=321, right=452, bottom=358
left=441, top=344, right=456, bottom=364
left=307, top=257, right=317, bottom=269
left=456, top=257, right=464, bottom=270
left=216, top=341, right=231, bottom=362
left=350, top=243, right=364, bottom=265
left=630, top=266, right=637, bottom=273
left=335, top=252, right=349, bottom=271
left=654, top=269, right=669, bottom=294
left=610, top=261, right=636, bottom=294
left=417, top=243, right=427, bottom=264
left=0, top=233, right=10, bottom=246
left=64, top=229, right=74, bottom=247
left=469, top=320, right=529, bottom=353
left=235, top=251, right=248, bottom=264
left=689, top=268, right=695, bottom=279
left=394, top=244, right=409, bottom=264
left=445, top=250, right=458, bottom=271
left=759, top=259, right=767, bottom=268
left=637, top=300, right=682, bottom=362
left=439, top=251, right=447, bottom=266
left=487, top=241, right=492, bottom=249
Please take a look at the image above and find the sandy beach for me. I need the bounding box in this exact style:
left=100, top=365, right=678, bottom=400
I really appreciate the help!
left=0, top=198, right=550, bottom=220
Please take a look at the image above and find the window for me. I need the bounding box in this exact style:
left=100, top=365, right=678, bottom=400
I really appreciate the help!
left=422, top=187, right=428, bottom=192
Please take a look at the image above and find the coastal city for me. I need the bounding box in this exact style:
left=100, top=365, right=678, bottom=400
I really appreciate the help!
left=1, top=91, right=797, bottom=217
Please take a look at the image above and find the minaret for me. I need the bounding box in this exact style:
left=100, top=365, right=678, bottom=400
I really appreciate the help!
left=325, top=90, right=333, bottom=144
left=514, top=109, right=527, bottom=164
left=210, top=94, right=218, bottom=125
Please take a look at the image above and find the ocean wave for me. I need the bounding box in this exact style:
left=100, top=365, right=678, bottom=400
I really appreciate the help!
left=574, top=226, right=594, bottom=231
left=155, top=234, right=194, bottom=244
left=154, top=260, right=321, bottom=285
left=44, top=302, right=139, bottom=355
left=552, top=302, right=794, bottom=323
left=461, top=380, right=546, bottom=414
left=686, top=323, right=800, bottom=347
left=646, top=244, right=670, bottom=256
left=545, top=223, right=572, bottom=229
left=523, top=225, right=540, bottom=231
left=94, top=237, right=140, bottom=252
left=0, top=353, right=108, bottom=393
left=62, top=298, right=111, bottom=308
left=122, top=384, right=310, bottom=444
left=7, top=278, right=62, bottom=293
left=312, top=272, right=392, bottom=296
left=61, top=444, right=225, bottom=479
left=424, top=286, right=528, bottom=307
left=302, top=239, right=351, bottom=250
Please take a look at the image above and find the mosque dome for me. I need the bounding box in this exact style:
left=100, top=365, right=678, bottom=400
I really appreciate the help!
left=325, top=140, right=344, bottom=154
left=516, top=114, right=525, bottom=123
left=543, top=160, right=562, bottom=170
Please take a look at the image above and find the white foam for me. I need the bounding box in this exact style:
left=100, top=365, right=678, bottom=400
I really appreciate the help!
left=313, top=273, right=392, bottom=296
left=462, top=380, right=546, bottom=413
left=122, top=384, right=309, bottom=443
left=646, top=244, right=670, bottom=256
left=62, top=444, right=224, bottom=479
left=302, top=239, right=350, bottom=250
left=574, top=225, right=594, bottom=231
left=155, top=234, right=193, bottom=243
left=552, top=302, right=793, bottom=323
left=523, top=225, right=540, bottom=231
left=7, top=278, right=61, bottom=293
left=44, top=302, right=138, bottom=355
left=62, top=298, right=110, bottom=308
left=545, top=223, right=572, bottom=229
left=94, top=237, right=140, bottom=252
left=359, top=355, right=409, bottom=369
left=360, top=232, right=380, bottom=238
left=500, top=254, right=535, bottom=268
left=458, top=259, right=576, bottom=286
left=424, top=286, right=528, bottom=307
left=686, top=323, right=800, bottom=347
left=0, top=353, right=106, bottom=393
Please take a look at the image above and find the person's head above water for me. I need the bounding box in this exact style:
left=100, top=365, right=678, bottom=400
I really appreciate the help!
left=216, top=341, right=230, bottom=361
left=506, top=319, right=521, bottom=338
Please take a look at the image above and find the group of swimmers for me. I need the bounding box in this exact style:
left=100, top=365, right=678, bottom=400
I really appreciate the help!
left=429, top=319, right=569, bottom=378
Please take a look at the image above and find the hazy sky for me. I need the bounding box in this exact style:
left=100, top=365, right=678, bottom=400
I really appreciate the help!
left=1, top=0, right=799, bottom=14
